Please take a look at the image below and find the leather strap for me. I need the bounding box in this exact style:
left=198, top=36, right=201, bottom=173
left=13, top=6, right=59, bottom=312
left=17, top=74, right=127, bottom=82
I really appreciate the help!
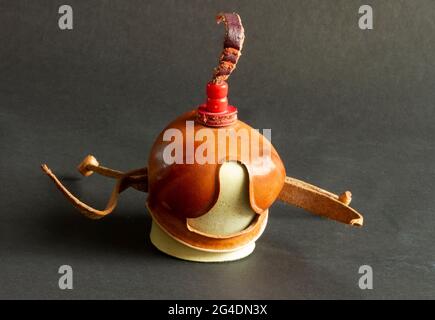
left=42, top=156, right=363, bottom=227
left=277, top=176, right=363, bottom=226
left=41, top=155, right=147, bottom=220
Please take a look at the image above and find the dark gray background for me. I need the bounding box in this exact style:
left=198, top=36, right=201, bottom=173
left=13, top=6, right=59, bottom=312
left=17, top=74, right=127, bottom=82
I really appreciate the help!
left=1, top=0, right=434, bottom=299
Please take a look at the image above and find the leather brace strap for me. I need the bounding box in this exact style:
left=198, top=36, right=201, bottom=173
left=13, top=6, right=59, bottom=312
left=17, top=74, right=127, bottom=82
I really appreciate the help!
left=42, top=156, right=363, bottom=227
left=277, top=176, right=363, bottom=226
left=41, top=155, right=148, bottom=220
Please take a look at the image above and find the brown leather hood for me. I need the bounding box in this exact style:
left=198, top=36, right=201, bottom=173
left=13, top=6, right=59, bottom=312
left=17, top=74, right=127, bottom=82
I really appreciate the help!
left=147, top=110, right=286, bottom=220
left=39, top=10, right=363, bottom=258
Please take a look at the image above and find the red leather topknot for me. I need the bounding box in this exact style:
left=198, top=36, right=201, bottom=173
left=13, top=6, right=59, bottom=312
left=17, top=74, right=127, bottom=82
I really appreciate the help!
left=196, top=81, right=237, bottom=127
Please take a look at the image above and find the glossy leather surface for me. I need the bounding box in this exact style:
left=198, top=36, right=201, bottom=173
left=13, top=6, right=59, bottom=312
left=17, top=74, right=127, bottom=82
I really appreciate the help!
left=146, top=110, right=285, bottom=250
left=147, top=110, right=286, bottom=219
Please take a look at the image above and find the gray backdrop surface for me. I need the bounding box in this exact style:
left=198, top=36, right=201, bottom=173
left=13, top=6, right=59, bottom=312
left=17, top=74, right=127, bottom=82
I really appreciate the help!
left=1, top=0, right=434, bottom=299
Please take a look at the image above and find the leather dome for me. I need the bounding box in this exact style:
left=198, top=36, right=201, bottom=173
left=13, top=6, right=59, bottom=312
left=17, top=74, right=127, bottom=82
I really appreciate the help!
left=146, top=110, right=286, bottom=251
